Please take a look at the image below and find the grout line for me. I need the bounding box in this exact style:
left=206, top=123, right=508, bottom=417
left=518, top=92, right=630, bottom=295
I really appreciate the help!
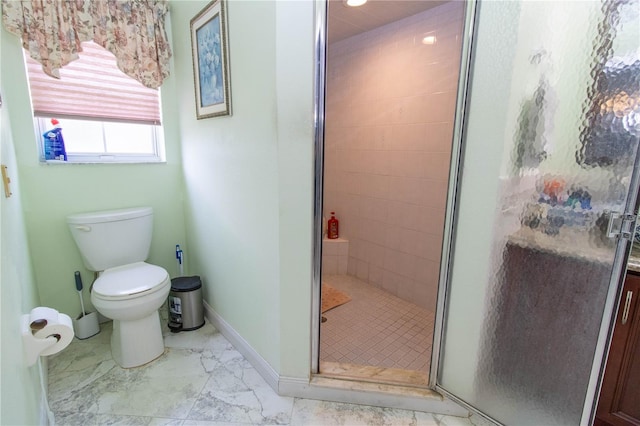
left=320, top=274, right=434, bottom=376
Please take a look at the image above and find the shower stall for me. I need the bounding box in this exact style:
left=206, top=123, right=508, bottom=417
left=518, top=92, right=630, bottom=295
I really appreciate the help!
left=318, top=0, right=465, bottom=386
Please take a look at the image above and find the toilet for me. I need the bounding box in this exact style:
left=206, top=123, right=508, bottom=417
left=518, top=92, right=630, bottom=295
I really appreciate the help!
left=66, top=207, right=170, bottom=368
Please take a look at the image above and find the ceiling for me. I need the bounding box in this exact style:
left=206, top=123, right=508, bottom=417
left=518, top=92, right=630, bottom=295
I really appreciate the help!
left=327, top=0, right=449, bottom=44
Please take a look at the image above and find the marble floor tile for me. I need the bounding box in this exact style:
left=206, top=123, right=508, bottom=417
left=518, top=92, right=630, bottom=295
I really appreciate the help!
left=187, top=361, right=294, bottom=424
left=49, top=318, right=471, bottom=426
left=53, top=412, right=158, bottom=426
left=290, top=399, right=475, bottom=426
left=147, top=419, right=184, bottom=426
left=162, top=318, right=219, bottom=351
left=88, top=348, right=210, bottom=418
left=290, top=398, right=419, bottom=425
left=55, top=412, right=186, bottom=426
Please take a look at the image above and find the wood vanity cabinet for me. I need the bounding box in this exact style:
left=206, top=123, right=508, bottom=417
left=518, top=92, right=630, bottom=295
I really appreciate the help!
left=596, top=271, right=640, bottom=426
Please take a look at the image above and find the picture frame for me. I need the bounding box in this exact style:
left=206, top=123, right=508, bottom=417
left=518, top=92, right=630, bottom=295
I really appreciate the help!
left=190, top=0, right=232, bottom=119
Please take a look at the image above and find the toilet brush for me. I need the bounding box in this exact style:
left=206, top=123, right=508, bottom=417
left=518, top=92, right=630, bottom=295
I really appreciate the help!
left=72, top=271, right=100, bottom=339
left=176, top=245, right=184, bottom=276
left=75, top=271, right=87, bottom=317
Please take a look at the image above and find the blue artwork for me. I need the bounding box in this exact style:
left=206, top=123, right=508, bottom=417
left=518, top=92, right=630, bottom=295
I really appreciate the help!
left=196, top=15, right=224, bottom=107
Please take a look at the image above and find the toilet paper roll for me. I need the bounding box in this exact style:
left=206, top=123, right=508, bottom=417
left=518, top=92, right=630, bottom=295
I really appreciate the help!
left=28, top=307, right=59, bottom=331
left=30, top=309, right=74, bottom=356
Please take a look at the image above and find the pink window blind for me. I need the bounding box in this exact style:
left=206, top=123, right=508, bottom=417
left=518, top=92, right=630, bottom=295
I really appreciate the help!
left=25, top=42, right=161, bottom=125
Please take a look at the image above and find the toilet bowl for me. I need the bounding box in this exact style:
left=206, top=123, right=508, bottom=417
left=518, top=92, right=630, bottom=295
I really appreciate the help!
left=92, top=262, right=170, bottom=367
left=67, top=207, right=170, bottom=368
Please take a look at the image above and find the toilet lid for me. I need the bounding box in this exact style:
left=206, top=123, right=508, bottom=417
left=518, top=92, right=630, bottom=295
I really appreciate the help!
left=93, top=262, right=168, bottom=298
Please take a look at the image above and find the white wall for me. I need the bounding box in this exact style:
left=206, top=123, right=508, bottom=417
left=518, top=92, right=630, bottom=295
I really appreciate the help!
left=324, top=2, right=464, bottom=311
left=170, top=0, right=314, bottom=378
left=0, top=5, right=316, bottom=422
left=0, top=26, right=47, bottom=425
left=274, top=1, right=315, bottom=377
left=0, top=13, right=188, bottom=422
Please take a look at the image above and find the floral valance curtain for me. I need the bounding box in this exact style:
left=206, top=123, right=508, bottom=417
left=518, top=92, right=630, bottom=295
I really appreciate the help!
left=1, top=0, right=172, bottom=89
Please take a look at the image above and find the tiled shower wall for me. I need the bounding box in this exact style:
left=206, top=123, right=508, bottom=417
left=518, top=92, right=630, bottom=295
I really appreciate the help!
left=323, top=2, right=464, bottom=311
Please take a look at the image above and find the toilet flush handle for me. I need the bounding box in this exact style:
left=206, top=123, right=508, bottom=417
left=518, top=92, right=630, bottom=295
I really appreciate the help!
left=74, top=225, right=91, bottom=232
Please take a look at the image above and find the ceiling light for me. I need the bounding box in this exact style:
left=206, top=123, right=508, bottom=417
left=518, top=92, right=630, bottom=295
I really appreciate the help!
left=422, top=35, right=437, bottom=45
left=344, top=0, right=367, bottom=7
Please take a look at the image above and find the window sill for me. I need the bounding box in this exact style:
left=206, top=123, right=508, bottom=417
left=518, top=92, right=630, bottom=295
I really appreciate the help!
left=41, top=159, right=166, bottom=165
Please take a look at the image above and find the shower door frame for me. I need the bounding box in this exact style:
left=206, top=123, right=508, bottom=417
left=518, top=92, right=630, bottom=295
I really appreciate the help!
left=308, top=0, right=477, bottom=384
left=309, top=0, right=478, bottom=380
left=310, top=0, right=327, bottom=375
left=427, top=0, right=477, bottom=389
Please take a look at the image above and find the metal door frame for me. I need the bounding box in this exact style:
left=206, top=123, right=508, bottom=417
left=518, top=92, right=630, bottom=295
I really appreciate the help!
left=428, top=0, right=478, bottom=390
left=310, top=0, right=327, bottom=375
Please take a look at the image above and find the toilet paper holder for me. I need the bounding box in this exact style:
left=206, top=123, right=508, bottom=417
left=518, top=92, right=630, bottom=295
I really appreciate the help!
left=21, top=308, right=74, bottom=366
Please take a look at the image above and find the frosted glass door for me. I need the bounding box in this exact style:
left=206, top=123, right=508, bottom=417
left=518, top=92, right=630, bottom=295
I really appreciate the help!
left=438, top=0, right=640, bottom=425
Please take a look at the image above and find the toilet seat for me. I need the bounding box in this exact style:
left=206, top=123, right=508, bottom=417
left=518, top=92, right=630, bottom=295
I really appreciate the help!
left=93, top=262, right=169, bottom=301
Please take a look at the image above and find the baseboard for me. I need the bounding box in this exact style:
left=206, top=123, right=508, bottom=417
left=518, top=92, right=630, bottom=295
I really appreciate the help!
left=40, top=393, right=53, bottom=426
left=202, top=301, right=469, bottom=418
left=38, top=357, right=55, bottom=425
left=202, top=300, right=280, bottom=392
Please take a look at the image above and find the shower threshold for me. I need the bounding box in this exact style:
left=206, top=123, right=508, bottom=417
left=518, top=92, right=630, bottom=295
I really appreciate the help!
left=319, top=360, right=429, bottom=388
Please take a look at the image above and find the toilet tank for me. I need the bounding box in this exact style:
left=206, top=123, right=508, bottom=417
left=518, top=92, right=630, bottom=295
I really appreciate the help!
left=67, top=207, right=154, bottom=271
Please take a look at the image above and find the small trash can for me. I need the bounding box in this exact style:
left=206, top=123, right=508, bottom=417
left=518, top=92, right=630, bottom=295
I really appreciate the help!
left=168, top=276, right=204, bottom=332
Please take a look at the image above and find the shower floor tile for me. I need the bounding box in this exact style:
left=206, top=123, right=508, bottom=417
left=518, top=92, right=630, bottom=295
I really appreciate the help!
left=320, top=274, right=435, bottom=383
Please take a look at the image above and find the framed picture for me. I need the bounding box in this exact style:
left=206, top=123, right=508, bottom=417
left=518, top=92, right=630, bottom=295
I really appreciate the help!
left=190, top=0, right=231, bottom=119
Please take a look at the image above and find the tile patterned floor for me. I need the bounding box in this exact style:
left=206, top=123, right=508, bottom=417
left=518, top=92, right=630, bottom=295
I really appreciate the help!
left=320, top=275, right=435, bottom=374
left=48, top=316, right=473, bottom=425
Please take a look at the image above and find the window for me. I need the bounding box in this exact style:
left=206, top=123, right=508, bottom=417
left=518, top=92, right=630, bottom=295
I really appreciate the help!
left=25, top=42, right=165, bottom=163
left=35, top=117, right=163, bottom=163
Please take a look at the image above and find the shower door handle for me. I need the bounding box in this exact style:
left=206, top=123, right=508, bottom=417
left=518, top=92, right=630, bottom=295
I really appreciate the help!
left=621, top=290, right=633, bottom=325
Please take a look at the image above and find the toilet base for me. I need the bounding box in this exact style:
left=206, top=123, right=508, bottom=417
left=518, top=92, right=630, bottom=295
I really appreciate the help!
left=111, top=310, right=164, bottom=368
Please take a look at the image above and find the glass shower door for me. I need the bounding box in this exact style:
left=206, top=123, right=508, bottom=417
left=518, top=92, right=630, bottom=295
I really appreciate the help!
left=437, top=0, right=640, bottom=424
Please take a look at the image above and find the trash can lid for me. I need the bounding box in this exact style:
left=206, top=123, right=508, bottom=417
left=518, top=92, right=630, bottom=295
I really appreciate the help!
left=170, top=276, right=202, bottom=292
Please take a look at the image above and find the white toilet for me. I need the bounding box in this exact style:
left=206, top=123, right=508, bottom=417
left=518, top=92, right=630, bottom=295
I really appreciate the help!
left=66, top=207, right=170, bottom=368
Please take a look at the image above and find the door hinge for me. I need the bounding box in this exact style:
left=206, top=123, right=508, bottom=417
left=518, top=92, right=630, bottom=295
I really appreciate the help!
left=606, top=211, right=638, bottom=241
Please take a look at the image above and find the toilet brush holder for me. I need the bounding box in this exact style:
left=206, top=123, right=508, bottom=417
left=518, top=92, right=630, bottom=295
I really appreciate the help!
left=73, top=311, right=100, bottom=340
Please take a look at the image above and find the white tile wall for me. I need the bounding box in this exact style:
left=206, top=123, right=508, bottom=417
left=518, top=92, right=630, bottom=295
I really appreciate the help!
left=322, top=238, right=349, bottom=275
left=323, top=2, right=464, bottom=311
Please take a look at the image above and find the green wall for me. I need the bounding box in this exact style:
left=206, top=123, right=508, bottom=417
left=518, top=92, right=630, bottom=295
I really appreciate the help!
left=170, top=0, right=314, bottom=377
left=1, top=3, right=316, bottom=423
left=1, top=26, right=188, bottom=318
left=1, top=26, right=47, bottom=425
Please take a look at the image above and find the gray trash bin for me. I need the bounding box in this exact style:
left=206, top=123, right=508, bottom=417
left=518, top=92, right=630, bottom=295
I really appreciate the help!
left=168, top=276, right=204, bottom=332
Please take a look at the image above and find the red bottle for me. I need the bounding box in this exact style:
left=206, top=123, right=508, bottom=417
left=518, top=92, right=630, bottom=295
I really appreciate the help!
left=328, top=212, right=339, bottom=239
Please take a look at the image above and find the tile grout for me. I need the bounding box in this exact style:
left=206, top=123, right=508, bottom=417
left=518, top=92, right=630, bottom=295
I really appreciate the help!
left=321, top=274, right=434, bottom=376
